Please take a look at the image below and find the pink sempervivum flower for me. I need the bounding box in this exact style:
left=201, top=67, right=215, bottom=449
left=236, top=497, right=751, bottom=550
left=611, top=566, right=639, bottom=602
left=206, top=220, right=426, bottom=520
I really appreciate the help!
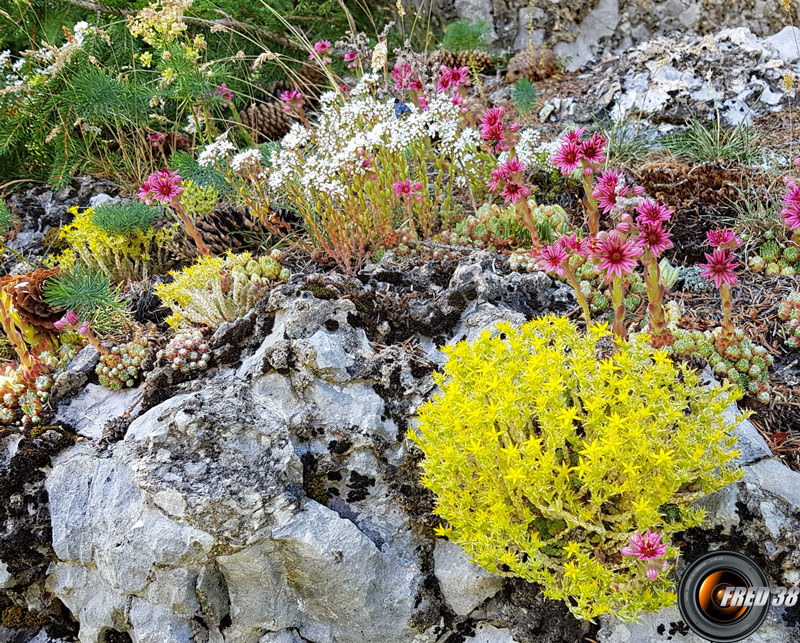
left=558, top=233, right=590, bottom=258
left=140, top=169, right=183, bottom=206
left=479, top=107, right=514, bottom=153
left=794, top=157, right=800, bottom=173
left=700, top=248, right=739, bottom=289
left=393, top=179, right=423, bottom=202
left=279, top=89, right=304, bottom=112
left=309, top=40, right=332, bottom=64
left=343, top=50, right=359, bottom=68
left=552, top=140, right=582, bottom=176
left=638, top=221, right=674, bottom=257
left=781, top=180, right=800, bottom=229
left=214, top=82, right=233, bottom=104
left=578, top=132, right=606, bottom=164
left=706, top=227, right=742, bottom=249
left=54, top=311, right=80, bottom=331
left=621, top=531, right=669, bottom=581
left=562, top=128, right=585, bottom=144
left=392, top=61, right=418, bottom=91
left=147, top=132, right=166, bottom=147
left=538, top=244, right=568, bottom=274
left=592, top=169, right=624, bottom=213
left=621, top=530, right=668, bottom=560
left=592, top=231, right=643, bottom=281
left=438, top=65, right=469, bottom=93
left=480, top=106, right=506, bottom=129
left=635, top=199, right=673, bottom=225
left=502, top=181, right=531, bottom=204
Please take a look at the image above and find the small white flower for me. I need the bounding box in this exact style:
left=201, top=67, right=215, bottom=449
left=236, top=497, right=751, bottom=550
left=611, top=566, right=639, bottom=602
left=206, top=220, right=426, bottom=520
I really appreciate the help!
left=197, top=132, right=235, bottom=166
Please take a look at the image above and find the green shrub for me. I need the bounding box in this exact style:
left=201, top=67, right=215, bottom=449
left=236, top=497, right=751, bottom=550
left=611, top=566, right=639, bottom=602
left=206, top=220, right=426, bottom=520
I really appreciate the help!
left=411, top=316, right=742, bottom=621
left=513, top=79, right=537, bottom=116
left=441, top=19, right=490, bottom=51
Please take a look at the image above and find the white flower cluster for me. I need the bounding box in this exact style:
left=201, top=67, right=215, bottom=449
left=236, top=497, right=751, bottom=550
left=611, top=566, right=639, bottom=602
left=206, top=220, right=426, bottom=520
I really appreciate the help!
left=197, top=132, right=235, bottom=166
left=515, top=128, right=559, bottom=171
left=230, top=148, right=266, bottom=179
left=267, top=91, right=487, bottom=199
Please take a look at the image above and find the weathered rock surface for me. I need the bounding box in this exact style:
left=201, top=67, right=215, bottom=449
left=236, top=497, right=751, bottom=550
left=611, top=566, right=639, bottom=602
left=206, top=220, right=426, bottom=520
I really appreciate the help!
left=2, top=253, right=800, bottom=643
left=439, top=0, right=800, bottom=70
left=532, top=28, right=800, bottom=127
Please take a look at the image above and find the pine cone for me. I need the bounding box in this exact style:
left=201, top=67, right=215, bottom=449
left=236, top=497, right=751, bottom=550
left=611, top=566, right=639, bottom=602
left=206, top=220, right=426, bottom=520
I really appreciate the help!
left=440, top=49, right=495, bottom=72
left=239, top=102, right=290, bottom=142
left=175, top=205, right=273, bottom=259
left=506, top=49, right=558, bottom=83
left=0, top=268, right=63, bottom=331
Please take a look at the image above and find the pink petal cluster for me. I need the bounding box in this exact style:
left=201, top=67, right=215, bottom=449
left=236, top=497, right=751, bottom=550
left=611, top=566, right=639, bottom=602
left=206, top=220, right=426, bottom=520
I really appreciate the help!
left=699, top=248, right=739, bottom=289
left=706, top=227, right=742, bottom=249
left=214, top=82, right=233, bottom=105
left=309, top=40, right=332, bottom=65
left=537, top=244, right=568, bottom=274
left=54, top=311, right=90, bottom=336
left=391, top=61, right=423, bottom=92
left=781, top=180, right=800, bottom=229
left=638, top=221, right=673, bottom=257
left=393, top=179, right=423, bottom=202
left=487, top=157, right=530, bottom=204
left=551, top=128, right=607, bottom=176
left=634, top=199, right=673, bottom=225
left=558, top=233, right=590, bottom=258
left=139, top=169, right=183, bottom=206
left=279, top=89, right=304, bottom=112
left=591, top=169, right=644, bottom=213
left=437, top=65, right=470, bottom=93
left=343, top=50, right=359, bottom=68
left=54, top=311, right=79, bottom=331
left=478, top=106, right=518, bottom=154
left=591, top=230, right=643, bottom=282
left=147, top=132, right=166, bottom=147
left=621, top=531, right=670, bottom=580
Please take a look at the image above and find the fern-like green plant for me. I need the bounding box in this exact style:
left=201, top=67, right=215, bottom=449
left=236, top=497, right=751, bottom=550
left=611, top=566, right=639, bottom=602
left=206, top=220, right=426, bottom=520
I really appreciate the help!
left=513, top=79, right=537, bottom=116
left=442, top=19, right=490, bottom=51
left=91, top=201, right=162, bottom=235
left=42, top=265, right=129, bottom=335
left=170, top=150, right=230, bottom=193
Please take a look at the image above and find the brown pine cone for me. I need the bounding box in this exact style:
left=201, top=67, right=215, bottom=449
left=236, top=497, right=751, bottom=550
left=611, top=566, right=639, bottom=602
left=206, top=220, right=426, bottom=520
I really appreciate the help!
left=0, top=268, right=63, bottom=331
left=239, top=102, right=290, bottom=142
left=506, top=49, right=558, bottom=83
left=440, top=49, right=495, bottom=72
left=175, top=205, right=273, bottom=259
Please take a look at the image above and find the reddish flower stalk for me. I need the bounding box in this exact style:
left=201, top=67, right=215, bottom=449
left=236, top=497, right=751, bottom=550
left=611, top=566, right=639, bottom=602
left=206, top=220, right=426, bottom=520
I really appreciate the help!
left=543, top=235, right=592, bottom=326
left=591, top=230, right=642, bottom=339
left=552, top=130, right=606, bottom=236
left=699, top=246, right=739, bottom=344
left=140, top=170, right=210, bottom=256
left=638, top=220, right=674, bottom=346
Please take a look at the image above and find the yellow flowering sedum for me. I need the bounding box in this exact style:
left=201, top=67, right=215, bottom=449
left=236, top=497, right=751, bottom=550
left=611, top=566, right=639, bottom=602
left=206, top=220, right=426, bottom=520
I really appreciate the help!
left=411, top=316, right=742, bottom=622
left=155, top=252, right=288, bottom=329
left=51, top=206, right=176, bottom=283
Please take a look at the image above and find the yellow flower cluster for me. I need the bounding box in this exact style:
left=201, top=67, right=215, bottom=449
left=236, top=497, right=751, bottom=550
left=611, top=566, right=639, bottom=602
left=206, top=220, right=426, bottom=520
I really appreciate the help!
left=127, top=0, right=192, bottom=48
left=50, top=207, right=176, bottom=283
left=412, top=316, right=742, bottom=621
left=155, top=251, right=288, bottom=329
